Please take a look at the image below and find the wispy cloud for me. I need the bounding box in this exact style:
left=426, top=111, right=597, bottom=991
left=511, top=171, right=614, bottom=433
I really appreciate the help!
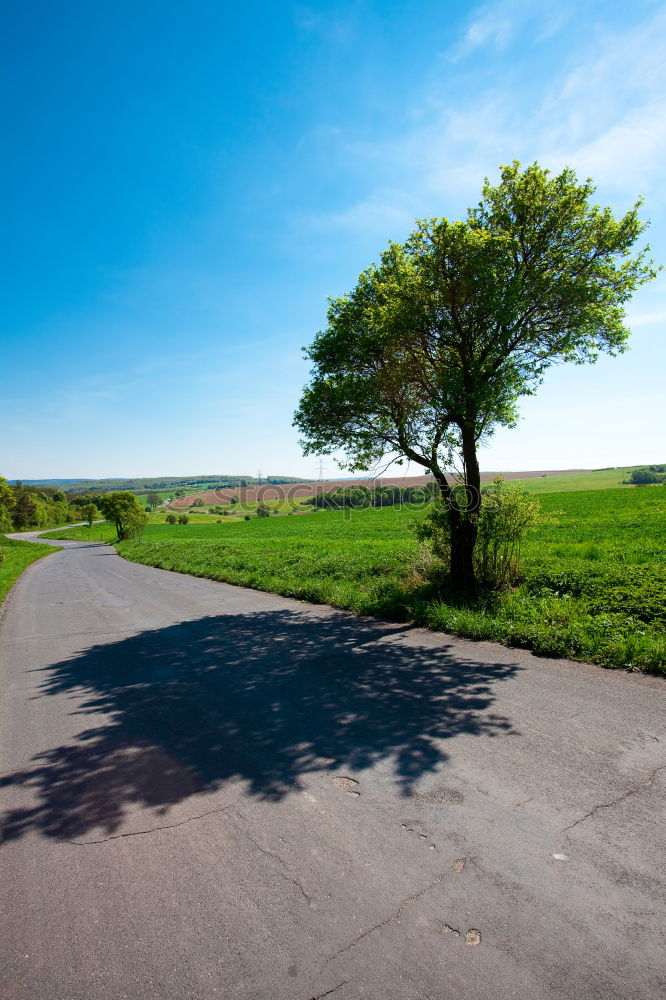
left=302, top=4, right=666, bottom=234
left=449, top=0, right=570, bottom=61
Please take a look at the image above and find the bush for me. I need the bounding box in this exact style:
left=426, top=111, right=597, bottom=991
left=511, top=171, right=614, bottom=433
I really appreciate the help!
left=474, top=480, right=541, bottom=588
left=244, top=515, right=251, bottom=521
left=178, top=514, right=189, bottom=525
left=630, top=468, right=663, bottom=485
left=165, top=514, right=176, bottom=524
left=416, top=479, right=540, bottom=590
left=256, top=503, right=271, bottom=518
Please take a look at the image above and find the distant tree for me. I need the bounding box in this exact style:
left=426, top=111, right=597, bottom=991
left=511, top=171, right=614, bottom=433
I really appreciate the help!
left=147, top=491, right=161, bottom=507
left=295, top=162, right=657, bottom=590
left=81, top=502, right=99, bottom=528
left=630, top=468, right=660, bottom=485
left=178, top=514, right=189, bottom=524
left=52, top=490, right=67, bottom=503
left=0, top=476, right=16, bottom=530
left=230, top=496, right=239, bottom=504
left=98, top=492, right=148, bottom=540
left=165, top=513, right=177, bottom=524
left=256, top=503, right=271, bottom=518
left=244, top=514, right=251, bottom=520
left=12, top=489, right=37, bottom=530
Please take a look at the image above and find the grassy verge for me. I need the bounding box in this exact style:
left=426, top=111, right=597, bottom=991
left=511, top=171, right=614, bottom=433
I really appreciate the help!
left=0, top=536, right=62, bottom=605
left=43, top=489, right=666, bottom=674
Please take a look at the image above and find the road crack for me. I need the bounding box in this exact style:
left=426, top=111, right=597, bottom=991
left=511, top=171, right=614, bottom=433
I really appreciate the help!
left=232, top=816, right=312, bottom=905
left=563, top=765, right=665, bottom=833
left=324, top=871, right=446, bottom=966
left=64, top=803, right=235, bottom=845
left=309, top=982, right=348, bottom=1000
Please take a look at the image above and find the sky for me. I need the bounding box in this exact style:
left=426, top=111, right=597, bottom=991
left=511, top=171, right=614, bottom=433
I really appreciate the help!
left=2, top=0, right=665, bottom=480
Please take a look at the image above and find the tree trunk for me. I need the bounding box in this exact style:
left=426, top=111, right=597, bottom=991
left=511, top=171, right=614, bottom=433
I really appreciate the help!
left=448, top=505, right=477, bottom=592
left=435, top=425, right=481, bottom=593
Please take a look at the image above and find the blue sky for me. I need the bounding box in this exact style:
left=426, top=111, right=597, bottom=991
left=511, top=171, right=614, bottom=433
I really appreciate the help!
left=2, top=0, right=664, bottom=480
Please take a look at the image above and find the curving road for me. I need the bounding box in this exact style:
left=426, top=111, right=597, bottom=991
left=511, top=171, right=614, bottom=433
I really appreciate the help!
left=1, top=532, right=664, bottom=999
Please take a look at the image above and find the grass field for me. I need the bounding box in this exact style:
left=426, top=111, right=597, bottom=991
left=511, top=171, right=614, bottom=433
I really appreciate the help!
left=509, top=466, right=648, bottom=493
left=0, top=537, right=61, bottom=605
left=44, top=485, right=666, bottom=673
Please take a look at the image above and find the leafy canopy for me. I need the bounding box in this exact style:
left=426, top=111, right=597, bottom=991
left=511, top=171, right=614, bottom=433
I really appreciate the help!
left=295, top=162, right=657, bottom=481
left=98, top=491, right=148, bottom=540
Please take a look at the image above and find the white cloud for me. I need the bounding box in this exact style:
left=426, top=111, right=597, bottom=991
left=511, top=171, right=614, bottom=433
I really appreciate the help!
left=449, top=0, right=570, bottom=61
left=306, top=4, right=666, bottom=233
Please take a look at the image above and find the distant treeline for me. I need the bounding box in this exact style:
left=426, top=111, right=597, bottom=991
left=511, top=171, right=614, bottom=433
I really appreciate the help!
left=12, top=474, right=307, bottom=495
left=0, top=480, right=79, bottom=531
left=627, top=466, right=665, bottom=484
left=312, top=484, right=439, bottom=509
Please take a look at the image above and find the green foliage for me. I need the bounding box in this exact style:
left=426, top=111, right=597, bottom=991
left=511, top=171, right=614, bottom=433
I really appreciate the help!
left=256, top=503, right=271, bottom=518
left=178, top=514, right=189, bottom=525
left=98, top=491, right=148, bottom=540
left=0, top=476, right=73, bottom=531
left=80, top=502, right=99, bottom=528
left=0, top=476, right=16, bottom=530
left=415, top=480, right=540, bottom=589
left=475, top=480, right=541, bottom=588
left=0, top=537, right=61, bottom=605
left=630, top=468, right=664, bottom=484
left=165, top=513, right=177, bottom=524
left=295, top=162, right=658, bottom=588
left=312, top=484, right=436, bottom=509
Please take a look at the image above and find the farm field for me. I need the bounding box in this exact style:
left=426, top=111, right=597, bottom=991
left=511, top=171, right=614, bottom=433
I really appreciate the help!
left=44, top=486, right=666, bottom=674
left=509, top=466, right=649, bottom=493
left=0, top=536, right=61, bottom=604
left=167, top=464, right=658, bottom=508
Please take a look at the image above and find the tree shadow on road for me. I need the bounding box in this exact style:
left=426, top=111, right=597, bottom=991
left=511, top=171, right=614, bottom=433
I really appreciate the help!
left=1, top=609, right=520, bottom=842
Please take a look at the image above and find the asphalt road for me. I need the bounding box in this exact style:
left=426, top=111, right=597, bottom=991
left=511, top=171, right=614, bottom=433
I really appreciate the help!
left=1, top=533, right=664, bottom=1000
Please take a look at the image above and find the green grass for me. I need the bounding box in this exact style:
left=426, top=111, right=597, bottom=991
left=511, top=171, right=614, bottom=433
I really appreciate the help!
left=509, top=465, right=662, bottom=493
left=42, top=488, right=666, bottom=674
left=0, top=536, right=61, bottom=604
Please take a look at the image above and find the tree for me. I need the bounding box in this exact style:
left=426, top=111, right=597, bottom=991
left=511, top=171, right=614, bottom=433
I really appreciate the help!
left=294, top=162, right=657, bottom=590
left=81, top=502, right=99, bottom=528
left=147, top=491, right=161, bottom=507
left=630, top=468, right=661, bottom=485
left=165, top=513, right=177, bottom=524
left=98, top=492, right=148, bottom=540
left=0, top=476, right=16, bottom=530
left=256, top=503, right=271, bottom=517
left=11, top=489, right=37, bottom=530
left=178, top=514, right=189, bottom=524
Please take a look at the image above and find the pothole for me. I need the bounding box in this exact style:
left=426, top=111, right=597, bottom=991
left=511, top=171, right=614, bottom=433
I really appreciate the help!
left=333, top=776, right=360, bottom=796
